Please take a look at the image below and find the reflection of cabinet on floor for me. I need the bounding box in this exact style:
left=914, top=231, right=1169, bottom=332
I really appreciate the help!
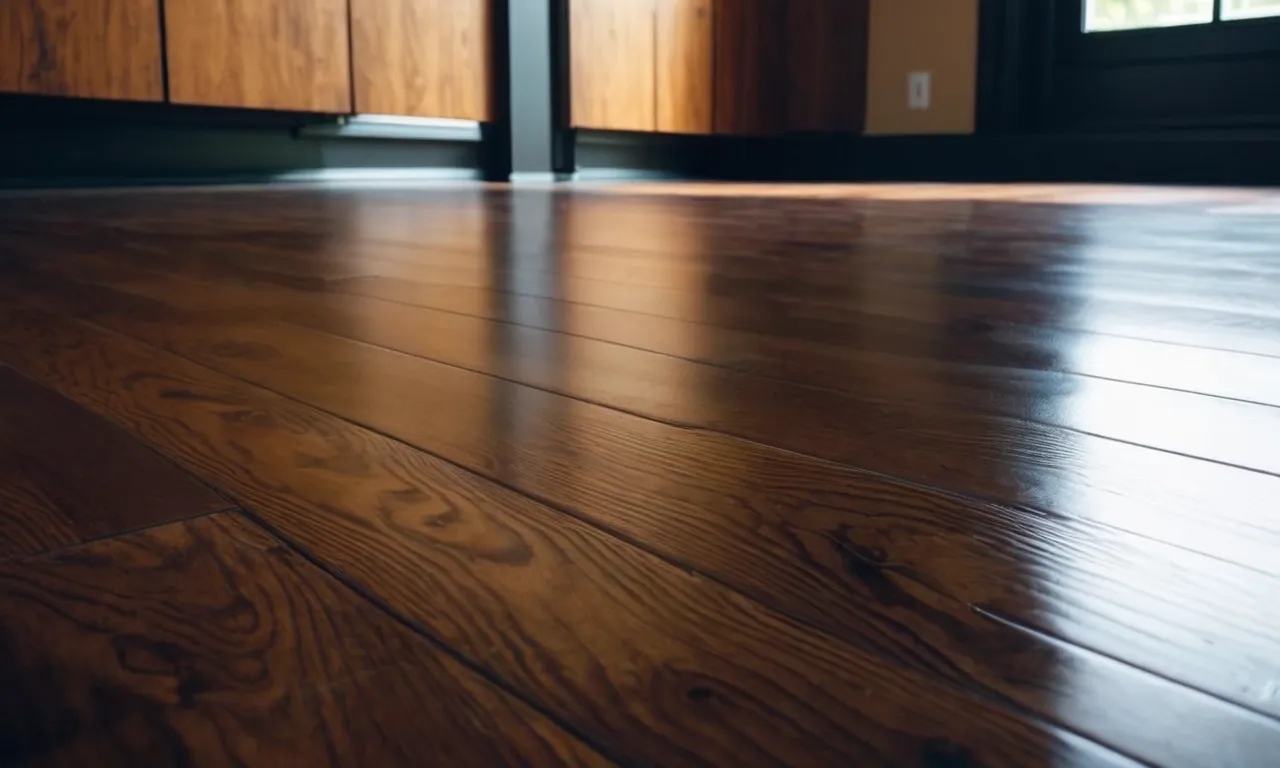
left=0, top=0, right=164, bottom=101
left=569, top=0, right=867, bottom=135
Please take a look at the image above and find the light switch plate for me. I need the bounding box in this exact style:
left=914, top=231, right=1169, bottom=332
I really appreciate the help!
left=908, top=72, right=931, bottom=110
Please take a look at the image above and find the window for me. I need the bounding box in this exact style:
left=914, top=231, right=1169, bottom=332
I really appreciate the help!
left=1084, top=0, right=1213, bottom=31
left=1085, top=0, right=1280, bottom=31
left=1223, top=0, right=1280, bottom=19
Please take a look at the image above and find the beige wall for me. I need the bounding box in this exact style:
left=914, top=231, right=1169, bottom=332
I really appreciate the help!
left=864, top=0, right=979, bottom=135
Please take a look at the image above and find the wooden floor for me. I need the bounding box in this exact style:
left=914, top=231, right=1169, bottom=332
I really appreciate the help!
left=0, top=182, right=1278, bottom=767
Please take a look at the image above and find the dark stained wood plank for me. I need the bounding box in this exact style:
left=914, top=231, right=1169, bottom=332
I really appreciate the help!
left=10, top=274, right=1280, bottom=767
left=350, top=0, right=493, bottom=120
left=0, top=365, right=228, bottom=561
left=7, top=190, right=1280, bottom=358
left=0, top=299, right=1138, bottom=768
left=340, top=273, right=1280, bottom=408
left=656, top=0, right=715, bottom=134
left=26, top=228, right=1274, bottom=409
left=569, top=0, right=657, bottom=131
left=163, top=0, right=352, bottom=112
left=46, top=248, right=1280, bottom=420
left=0, top=0, right=164, bottom=101
left=35, top=263, right=1280, bottom=572
left=34, top=229, right=1280, bottom=363
left=0, top=513, right=610, bottom=767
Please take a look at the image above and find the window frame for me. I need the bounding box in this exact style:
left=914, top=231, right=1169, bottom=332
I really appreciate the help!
left=1062, top=0, right=1280, bottom=63
left=1083, top=0, right=1280, bottom=34
left=1083, top=0, right=1219, bottom=34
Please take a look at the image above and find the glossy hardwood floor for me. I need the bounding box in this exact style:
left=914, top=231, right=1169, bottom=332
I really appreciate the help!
left=1, top=182, right=1279, bottom=767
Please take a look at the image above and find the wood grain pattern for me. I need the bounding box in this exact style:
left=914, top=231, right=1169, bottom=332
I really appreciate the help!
left=163, top=0, right=352, bottom=112
left=0, top=298, right=1136, bottom=768
left=0, top=0, right=163, bottom=101
left=786, top=0, right=869, bottom=131
left=350, top=0, right=492, bottom=120
left=32, top=194, right=1280, bottom=365
left=11, top=264, right=1280, bottom=766
left=656, top=0, right=715, bottom=134
left=713, top=0, right=787, bottom=134
left=4, top=183, right=1280, bottom=765
left=0, top=364, right=227, bottom=561
left=569, top=0, right=657, bottom=131
left=38, top=255, right=1280, bottom=573
left=24, top=231, right=1280, bottom=415
left=0, top=513, right=609, bottom=767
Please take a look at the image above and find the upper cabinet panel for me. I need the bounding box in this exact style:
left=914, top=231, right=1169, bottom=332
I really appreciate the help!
left=0, top=0, right=164, bottom=101
left=713, top=0, right=787, bottom=135
left=350, top=0, right=493, bottom=121
left=787, top=0, right=869, bottom=132
left=656, top=0, right=715, bottom=134
left=570, top=0, right=657, bottom=131
left=164, top=0, right=352, bottom=113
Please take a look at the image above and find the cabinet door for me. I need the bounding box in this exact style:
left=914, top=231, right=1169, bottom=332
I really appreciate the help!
left=714, top=0, right=786, bottom=134
left=569, top=0, right=656, bottom=131
left=0, top=0, right=163, bottom=101
left=656, top=0, right=715, bottom=134
left=351, top=0, right=492, bottom=120
left=787, top=0, right=869, bottom=131
left=164, top=0, right=352, bottom=113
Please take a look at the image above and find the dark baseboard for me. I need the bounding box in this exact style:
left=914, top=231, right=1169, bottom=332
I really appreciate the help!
left=0, top=95, right=485, bottom=189
left=13, top=92, right=1274, bottom=188
left=773, top=131, right=1280, bottom=186
left=574, top=128, right=1280, bottom=187
left=572, top=130, right=711, bottom=180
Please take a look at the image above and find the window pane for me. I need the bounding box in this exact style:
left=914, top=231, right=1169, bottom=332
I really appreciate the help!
left=1083, top=0, right=1214, bottom=32
left=1222, top=0, right=1280, bottom=19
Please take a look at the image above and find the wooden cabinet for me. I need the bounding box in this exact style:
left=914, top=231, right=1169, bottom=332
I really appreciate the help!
left=713, top=0, right=786, bottom=134
left=0, top=0, right=163, bottom=101
left=787, top=0, right=869, bottom=132
left=656, top=0, right=715, bottom=134
left=569, top=0, right=657, bottom=131
left=351, top=0, right=493, bottom=120
left=571, top=0, right=824, bottom=136
left=163, top=0, right=352, bottom=113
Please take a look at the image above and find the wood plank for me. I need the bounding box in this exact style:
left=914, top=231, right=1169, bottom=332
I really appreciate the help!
left=28, top=222, right=1280, bottom=404
left=10, top=273, right=1280, bottom=767
left=0, top=364, right=228, bottom=560
left=350, top=0, right=492, bottom=120
left=341, top=274, right=1280, bottom=408
left=713, top=0, right=787, bottom=134
left=0, top=298, right=1137, bottom=768
left=6, top=194, right=1280, bottom=403
left=7, top=190, right=1280, bottom=357
left=0, top=0, right=163, bottom=101
left=39, top=248, right=1280, bottom=414
left=163, top=0, right=352, bottom=112
left=17, top=224, right=1279, bottom=412
left=569, top=0, right=657, bottom=131
left=786, top=0, right=868, bottom=131
left=656, top=0, right=715, bottom=134
left=37, top=263, right=1280, bottom=568
left=0, top=513, right=609, bottom=767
